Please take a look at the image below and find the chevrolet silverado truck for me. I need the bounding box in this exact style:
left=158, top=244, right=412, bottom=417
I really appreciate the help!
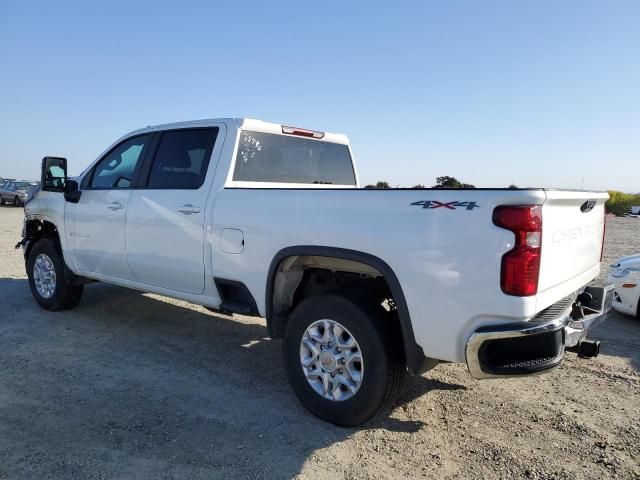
left=18, top=118, right=612, bottom=426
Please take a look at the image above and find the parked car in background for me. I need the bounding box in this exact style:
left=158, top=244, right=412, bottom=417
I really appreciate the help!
left=24, top=182, right=41, bottom=204
left=608, top=254, right=640, bottom=275
left=625, top=206, right=640, bottom=218
left=0, top=181, right=37, bottom=206
left=608, top=255, right=640, bottom=318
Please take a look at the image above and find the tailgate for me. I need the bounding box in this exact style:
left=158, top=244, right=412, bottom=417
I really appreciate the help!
left=537, top=190, right=608, bottom=309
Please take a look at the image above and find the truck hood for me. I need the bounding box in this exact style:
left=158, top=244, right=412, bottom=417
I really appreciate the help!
left=608, top=253, right=640, bottom=274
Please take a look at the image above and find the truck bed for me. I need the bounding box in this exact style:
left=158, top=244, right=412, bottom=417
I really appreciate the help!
left=211, top=187, right=607, bottom=362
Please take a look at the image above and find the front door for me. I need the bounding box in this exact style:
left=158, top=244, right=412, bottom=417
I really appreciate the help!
left=65, top=134, right=151, bottom=279
left=125, top=127, right=221, bottom=294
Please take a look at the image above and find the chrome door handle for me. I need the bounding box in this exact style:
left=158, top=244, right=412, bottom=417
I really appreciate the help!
left=177, top=204, right=201, bottom=215
left=107, top=202, right=124, bottom=211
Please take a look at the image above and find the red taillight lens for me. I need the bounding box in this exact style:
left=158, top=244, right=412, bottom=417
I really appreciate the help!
left=493, top=205, right=542, bottom=296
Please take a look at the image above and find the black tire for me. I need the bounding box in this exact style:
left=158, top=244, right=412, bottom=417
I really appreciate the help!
left=15, top=196, right=23, bottom=207
left=27, top=238, right=84, bottom=311
left=283, top=293, right=406, bottom=427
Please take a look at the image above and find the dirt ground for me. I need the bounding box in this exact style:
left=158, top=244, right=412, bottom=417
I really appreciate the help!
left=0, top=206, right=638, bottom=480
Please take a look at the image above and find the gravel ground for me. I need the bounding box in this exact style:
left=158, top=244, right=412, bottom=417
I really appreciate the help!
left=0, top=207, right=638, bottom=480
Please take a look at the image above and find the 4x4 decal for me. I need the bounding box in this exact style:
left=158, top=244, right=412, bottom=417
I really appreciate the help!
left=411, top=200, right=480, bottom=210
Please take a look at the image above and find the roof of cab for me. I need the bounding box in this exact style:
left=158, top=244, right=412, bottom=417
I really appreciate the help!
left=124, top=118, right=350, bottom=145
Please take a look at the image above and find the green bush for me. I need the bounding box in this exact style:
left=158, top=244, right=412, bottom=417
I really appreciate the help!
left=606, top=190, right=640, bottom=216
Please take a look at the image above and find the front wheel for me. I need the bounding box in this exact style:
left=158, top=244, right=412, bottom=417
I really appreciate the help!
left=27, top=238, right=84, bottom=311
left=283, top=293, right=406, bottom=427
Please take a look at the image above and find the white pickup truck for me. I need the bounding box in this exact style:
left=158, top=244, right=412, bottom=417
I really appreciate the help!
left=19, top=118, right=612, bottom=426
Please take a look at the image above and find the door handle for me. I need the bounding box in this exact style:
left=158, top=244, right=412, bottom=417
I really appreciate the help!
left=177, top=204, right=201, bottom=215
left=107, top=202, right=124, bottom=211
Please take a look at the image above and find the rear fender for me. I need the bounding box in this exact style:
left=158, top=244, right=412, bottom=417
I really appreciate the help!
left=266, top=246, right=438, bottom=375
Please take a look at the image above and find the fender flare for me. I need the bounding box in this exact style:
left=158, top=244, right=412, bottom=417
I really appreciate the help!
left=265, top=246, right=437, bottom=375
left=22, top=217, right=81, bottom=284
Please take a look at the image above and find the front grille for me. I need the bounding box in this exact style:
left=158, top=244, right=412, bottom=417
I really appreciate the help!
left=532, top=296, right=574, bottom=322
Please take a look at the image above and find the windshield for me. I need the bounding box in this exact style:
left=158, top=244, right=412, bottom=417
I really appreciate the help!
left=8, top=182, right=30, bottom=191
left=232, top=131, right=356, bottom=185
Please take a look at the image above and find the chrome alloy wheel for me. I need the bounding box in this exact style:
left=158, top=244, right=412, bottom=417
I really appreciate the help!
left=33, top=253, right=57, bottom=299
left=299, top=319, right=364, bottom=401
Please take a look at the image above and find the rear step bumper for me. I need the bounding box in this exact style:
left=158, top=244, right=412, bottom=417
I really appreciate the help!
left=465, top=283, right=614, bottom=379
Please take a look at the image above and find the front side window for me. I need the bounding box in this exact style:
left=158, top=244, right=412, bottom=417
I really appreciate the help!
left=232, top=131, right=356, bottom=185
left=90, top=134, right=151, bottom=189
left=147, top=128, right=218, bottom=189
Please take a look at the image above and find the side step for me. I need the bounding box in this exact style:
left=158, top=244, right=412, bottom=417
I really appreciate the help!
left=219, top=300, right=253, bottom=315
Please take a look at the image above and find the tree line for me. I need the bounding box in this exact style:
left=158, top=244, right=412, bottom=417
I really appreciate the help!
left=364, top=176, right=478, bottom=189
left=364, top=179, right=638, bottom=216
left=606, top=191, right=640, bottom=216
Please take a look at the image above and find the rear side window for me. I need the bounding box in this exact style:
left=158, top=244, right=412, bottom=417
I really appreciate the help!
left=90, top=134, right=151, bottom=189
left=147, top=128, right=218, bottom=189
left=232, top=131, right=356, bottom=185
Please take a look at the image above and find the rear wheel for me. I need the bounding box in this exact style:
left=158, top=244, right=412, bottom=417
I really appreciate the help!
left=15, top=196, right=23, bottom=207
left=283, top=293, right=406, bottom=427
left=27, top=238, right=84, bottom=311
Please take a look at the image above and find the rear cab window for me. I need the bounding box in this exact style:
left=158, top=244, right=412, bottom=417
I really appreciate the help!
left=231, top=131, right=356, bottom=187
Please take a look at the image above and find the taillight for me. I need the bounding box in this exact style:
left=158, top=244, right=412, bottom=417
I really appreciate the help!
left=281, top=125, right=325, bottom=139
left=493, top=205, right=542, bottom=296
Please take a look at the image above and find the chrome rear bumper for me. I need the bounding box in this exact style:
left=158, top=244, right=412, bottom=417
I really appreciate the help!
left=466, top=283, right=614, bottom=379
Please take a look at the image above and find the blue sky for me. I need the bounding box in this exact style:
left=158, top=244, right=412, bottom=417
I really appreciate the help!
left=0, top=1, right=638, bottom=191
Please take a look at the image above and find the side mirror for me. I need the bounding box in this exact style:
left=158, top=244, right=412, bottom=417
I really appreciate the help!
left=41, top=156, right=67, bottom=192
left=64, top=179, right=81, bottom=203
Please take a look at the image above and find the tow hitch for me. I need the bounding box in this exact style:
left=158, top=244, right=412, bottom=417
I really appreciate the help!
left=567, top=339, right=600, bottom=358
left=465, top=282, right=613, bottom=379
left=564, top=283, right=613, bottom=358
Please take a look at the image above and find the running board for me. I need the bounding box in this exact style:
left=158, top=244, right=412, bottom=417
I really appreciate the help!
left=219, top=300, right=253, bottom=315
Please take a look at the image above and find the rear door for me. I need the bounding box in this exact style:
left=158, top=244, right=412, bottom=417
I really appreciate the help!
left=125, top=127, right=221, bottom=294
left=65, top=134, right=151, bottom=279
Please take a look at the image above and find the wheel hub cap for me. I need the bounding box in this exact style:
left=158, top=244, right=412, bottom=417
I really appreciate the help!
left=33, top=253, right=56, bottom=299
left=319, top=351, right=337, bottom=372
left=299, top=319, right=364, bottom=402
